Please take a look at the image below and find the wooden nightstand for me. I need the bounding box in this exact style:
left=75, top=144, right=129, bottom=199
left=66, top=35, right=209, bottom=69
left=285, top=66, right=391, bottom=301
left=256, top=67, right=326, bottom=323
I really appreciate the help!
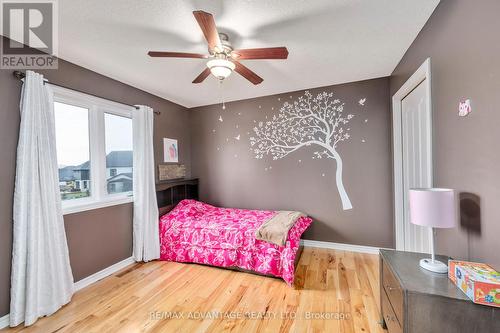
left=380, top=249, right=500, bottom=332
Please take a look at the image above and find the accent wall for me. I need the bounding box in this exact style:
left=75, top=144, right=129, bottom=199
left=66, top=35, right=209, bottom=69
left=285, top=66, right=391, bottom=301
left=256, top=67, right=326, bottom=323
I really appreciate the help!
left=190, top=77, right=393, bottom=248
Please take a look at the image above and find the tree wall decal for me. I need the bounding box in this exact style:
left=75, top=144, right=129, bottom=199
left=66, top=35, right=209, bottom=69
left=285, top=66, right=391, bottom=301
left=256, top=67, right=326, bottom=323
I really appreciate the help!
left=250, top=91, right=354, bottom=210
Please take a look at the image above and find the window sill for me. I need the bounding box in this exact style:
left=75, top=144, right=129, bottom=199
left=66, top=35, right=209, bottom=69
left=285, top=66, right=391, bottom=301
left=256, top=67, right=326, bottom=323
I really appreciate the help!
left=62, top=196, right=133, bottom=215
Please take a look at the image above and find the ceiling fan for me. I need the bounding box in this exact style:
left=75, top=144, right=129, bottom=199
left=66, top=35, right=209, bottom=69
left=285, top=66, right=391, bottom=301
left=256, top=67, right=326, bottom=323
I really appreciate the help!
left=148, top=10, right=289, bottom=85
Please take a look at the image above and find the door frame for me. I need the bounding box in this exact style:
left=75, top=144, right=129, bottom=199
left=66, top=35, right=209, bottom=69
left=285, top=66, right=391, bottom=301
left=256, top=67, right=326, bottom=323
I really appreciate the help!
left=392, top=58, right=433, bottom=251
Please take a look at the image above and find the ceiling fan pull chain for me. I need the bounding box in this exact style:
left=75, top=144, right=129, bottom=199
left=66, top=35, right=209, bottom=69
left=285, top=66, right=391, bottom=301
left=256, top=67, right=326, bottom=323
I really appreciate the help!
left=219, top=79, right=226, bottom=110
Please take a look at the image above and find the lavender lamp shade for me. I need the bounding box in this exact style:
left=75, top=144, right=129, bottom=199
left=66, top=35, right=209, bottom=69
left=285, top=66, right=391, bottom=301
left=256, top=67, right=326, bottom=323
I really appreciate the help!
left=409, top=188, right=457, bottom=228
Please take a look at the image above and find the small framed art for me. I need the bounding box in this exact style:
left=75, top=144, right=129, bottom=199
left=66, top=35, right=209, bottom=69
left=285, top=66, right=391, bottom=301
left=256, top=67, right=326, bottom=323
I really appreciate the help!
left=163, top=138, right=179, bottom=163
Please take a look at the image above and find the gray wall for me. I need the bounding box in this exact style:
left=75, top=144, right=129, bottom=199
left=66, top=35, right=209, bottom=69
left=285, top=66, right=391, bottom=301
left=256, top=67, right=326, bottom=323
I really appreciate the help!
left=0, top=36, right=191, bottom=317
left=390, top=0, right=500, bottom=269
left=190, top=77, right=394, bottom=248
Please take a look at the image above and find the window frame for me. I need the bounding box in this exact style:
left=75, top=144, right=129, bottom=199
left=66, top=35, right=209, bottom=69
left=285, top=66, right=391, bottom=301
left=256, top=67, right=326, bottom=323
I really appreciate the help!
left=52, top=85, right=134, bottom=215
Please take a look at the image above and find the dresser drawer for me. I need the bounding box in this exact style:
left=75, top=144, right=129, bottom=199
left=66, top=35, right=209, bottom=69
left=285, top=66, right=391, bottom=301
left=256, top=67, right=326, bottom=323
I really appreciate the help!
left=382, top=288, right=402, bottom=333
left=382, top=260, right=403, bottom=325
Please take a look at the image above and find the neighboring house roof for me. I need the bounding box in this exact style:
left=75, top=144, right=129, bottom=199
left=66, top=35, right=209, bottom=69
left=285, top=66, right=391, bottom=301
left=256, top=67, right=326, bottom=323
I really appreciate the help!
left=106, top=151, right=133, bottom=168
left=74, top=161, right=90, bottom=170
left=58, top=165, right=76, bottom=181
left=107, top=172, right=133, bottom=183
left=59, top=151, right=132, bottom=181
left=78, top=150, right=133, bottom=170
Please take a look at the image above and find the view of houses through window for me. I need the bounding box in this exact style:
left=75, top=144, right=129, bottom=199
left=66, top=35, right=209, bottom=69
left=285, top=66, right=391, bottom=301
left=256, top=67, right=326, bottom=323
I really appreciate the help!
left=55, top=102, right=92, bottom=201
left=54, top=100, right=134, bottom=204
left=104, top=113, right=133, bottom=195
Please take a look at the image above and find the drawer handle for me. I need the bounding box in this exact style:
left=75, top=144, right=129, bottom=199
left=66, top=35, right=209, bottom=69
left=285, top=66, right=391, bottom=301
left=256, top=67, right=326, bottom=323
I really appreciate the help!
left=386, top=285, right=396, bottom=291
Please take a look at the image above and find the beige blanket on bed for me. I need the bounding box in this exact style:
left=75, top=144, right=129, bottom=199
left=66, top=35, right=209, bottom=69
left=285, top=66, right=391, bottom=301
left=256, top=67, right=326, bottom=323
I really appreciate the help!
left=255, top=211, right=305, bottom=246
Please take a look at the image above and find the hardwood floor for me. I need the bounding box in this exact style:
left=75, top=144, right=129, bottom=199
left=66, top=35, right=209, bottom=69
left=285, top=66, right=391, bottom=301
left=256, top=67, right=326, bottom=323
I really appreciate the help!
left=3, top=248, right=386, bottom=333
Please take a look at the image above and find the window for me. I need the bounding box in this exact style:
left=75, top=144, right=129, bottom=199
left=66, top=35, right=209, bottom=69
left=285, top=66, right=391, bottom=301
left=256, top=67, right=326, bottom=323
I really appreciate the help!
left=53, top=86, right=134, bottom=214
left=104, top=113, right=133, bottom=195
left=54, top=102, right=91, bottom=201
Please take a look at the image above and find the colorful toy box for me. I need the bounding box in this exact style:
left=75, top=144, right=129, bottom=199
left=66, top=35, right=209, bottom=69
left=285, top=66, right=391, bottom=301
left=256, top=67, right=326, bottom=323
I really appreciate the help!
left=448, top=260, right=500, bottom=308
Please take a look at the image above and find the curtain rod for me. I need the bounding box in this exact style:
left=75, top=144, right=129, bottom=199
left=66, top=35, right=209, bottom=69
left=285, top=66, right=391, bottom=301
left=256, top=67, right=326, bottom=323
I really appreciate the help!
left=13, top=71, right=161, bottom=115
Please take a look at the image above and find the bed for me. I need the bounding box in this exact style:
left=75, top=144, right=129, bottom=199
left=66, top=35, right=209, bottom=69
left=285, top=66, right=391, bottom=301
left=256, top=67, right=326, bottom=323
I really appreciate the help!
left=158, top=199, right=312, bottom=285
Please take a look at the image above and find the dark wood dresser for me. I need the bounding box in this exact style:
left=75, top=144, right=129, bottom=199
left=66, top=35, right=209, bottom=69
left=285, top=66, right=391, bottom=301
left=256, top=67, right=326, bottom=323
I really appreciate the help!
left=380, top=249, right=500, bottom=333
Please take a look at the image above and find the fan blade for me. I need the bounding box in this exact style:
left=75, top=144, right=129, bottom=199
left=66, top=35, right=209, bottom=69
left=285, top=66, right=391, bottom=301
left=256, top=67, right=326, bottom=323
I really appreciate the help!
left=192, top=68, right=211, bottom=84
left=233, top=61, right=263, bottom=85
left=148, top=51, right=208, bottom=59
left=193, top=11, right=222, bottom=52
left=232, top=47, right=289, bottom=60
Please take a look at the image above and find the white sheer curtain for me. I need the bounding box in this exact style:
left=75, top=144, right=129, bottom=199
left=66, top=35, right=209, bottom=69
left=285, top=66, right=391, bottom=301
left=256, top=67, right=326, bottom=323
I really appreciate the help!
left=10, top=71, right=74, bottom=327
left=132, top=105, right=160, bottom=262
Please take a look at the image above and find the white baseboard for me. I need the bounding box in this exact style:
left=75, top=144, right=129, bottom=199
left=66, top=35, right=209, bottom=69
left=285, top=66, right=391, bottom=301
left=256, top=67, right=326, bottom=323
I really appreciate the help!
left=0, top=314, right=9, bottom=329
left=74, top=256, right=135, bottom=291
left=0, top=256, right=135, bottom=329
left=301, top=239, right=381, bottom=254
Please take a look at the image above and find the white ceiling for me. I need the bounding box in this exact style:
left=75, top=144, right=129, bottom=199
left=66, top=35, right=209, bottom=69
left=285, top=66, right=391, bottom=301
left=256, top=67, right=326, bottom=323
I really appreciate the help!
left=59, top=0, right=440, bottom=108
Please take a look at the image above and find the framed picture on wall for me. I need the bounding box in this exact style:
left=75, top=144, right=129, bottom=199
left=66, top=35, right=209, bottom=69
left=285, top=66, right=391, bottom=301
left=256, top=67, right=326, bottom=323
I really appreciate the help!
left=163, top=138, right=179, bottom=163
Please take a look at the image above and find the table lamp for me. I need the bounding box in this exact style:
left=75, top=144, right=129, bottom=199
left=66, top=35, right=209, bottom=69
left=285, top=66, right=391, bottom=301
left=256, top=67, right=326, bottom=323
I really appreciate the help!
left=409, top=188, right=456, bottom=273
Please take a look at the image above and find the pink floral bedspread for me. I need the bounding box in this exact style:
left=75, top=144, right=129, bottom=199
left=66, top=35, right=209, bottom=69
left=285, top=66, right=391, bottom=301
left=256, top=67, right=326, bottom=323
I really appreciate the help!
left=159, top=199, right=312, bottom=285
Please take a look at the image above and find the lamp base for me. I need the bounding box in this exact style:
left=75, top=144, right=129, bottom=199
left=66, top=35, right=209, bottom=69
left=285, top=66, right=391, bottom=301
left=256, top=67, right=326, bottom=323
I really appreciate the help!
left=419, top=258, right=448, bottom=274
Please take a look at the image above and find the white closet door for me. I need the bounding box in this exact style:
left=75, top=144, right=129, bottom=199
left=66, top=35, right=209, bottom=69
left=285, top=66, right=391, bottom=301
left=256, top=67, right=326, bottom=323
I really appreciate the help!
left=401, top=79, right=432, bottom=253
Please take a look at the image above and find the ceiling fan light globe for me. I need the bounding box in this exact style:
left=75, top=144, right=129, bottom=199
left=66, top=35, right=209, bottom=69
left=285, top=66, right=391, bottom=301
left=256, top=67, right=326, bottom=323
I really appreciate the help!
left=210, top=67, right=232, bottom=80
left=207, top=59, right=235, bottom=79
